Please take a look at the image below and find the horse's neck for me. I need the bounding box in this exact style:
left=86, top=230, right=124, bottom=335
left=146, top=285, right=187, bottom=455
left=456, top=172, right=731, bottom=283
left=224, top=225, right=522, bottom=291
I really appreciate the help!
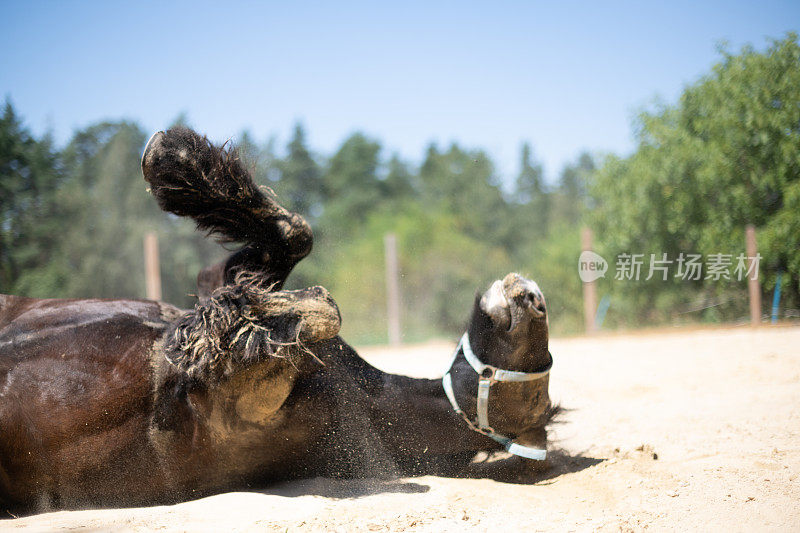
left=343, top=357, right=494, bottom=459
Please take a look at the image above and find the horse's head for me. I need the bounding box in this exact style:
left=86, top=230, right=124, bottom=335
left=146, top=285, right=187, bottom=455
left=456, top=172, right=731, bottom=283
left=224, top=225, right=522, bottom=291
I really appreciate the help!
left=447, top=273, right=553, bottom=449
left=470, top=272, right=550, bottom=375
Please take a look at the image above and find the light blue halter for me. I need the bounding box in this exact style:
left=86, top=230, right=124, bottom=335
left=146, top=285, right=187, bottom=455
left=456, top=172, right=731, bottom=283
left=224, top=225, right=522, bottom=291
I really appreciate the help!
left=442, top=332, right=552, bottom=460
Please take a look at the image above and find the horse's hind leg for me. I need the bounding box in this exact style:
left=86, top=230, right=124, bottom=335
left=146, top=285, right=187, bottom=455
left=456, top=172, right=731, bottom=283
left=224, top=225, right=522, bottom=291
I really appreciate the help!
left=141, top=128, right=313, bottom=293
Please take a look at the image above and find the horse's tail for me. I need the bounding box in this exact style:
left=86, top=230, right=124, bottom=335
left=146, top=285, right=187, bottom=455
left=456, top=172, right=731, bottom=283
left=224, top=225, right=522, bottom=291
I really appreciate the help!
left=141, top=128, right=312, bottom=289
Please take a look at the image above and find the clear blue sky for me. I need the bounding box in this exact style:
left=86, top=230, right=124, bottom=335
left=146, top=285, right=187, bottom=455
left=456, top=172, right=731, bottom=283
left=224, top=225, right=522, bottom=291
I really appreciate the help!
left=1, top=1, right=798, bottom=186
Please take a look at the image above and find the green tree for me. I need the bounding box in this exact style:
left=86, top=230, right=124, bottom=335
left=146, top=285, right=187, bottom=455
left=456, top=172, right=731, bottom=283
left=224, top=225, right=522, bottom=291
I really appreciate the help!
left=320, top=132, right=383, bottom=238
left=274, top=123, right=323, bottom=219
left=549, top=152, right=594, bottom=229
left=383, top=154, right=417, bottom=204
left=9, top=120, right=222, bottom=307
left=46, top=122, right=158, bottom=299
left=317, top=204, right=512, bottom=344
left=0, top=101, right=62, bottom=294
left=590, top=34, right=800, bottom=325
left=419, top=143, right=512, bottom=247
left=513, top=142, right=548, bottom=231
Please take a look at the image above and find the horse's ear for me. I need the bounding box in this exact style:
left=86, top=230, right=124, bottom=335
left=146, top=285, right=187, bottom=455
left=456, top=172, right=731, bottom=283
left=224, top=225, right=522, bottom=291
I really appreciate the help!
left=472, top=289, right=492, bottom=320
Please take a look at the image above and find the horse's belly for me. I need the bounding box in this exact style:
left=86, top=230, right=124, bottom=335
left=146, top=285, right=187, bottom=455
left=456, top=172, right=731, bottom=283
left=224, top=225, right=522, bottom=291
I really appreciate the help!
left=0, top=297, right=172, bottom=510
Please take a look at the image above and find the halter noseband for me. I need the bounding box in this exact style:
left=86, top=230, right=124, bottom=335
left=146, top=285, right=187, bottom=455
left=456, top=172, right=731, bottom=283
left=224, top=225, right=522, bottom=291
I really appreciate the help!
left=442, top=332, right=552, bottom=460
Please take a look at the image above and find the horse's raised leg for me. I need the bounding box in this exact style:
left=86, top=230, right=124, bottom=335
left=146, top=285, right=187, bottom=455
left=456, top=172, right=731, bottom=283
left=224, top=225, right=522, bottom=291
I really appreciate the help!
left=141, top=127, right=313, bottom=295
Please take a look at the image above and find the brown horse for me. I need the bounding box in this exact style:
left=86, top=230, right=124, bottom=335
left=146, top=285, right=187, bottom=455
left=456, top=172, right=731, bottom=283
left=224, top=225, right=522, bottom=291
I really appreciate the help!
left=0, top=128, right=553, bottom=515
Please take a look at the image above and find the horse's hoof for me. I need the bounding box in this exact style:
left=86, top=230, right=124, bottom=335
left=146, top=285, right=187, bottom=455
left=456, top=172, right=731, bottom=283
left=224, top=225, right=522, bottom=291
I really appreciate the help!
left=141, top=130, right=165, bottom=176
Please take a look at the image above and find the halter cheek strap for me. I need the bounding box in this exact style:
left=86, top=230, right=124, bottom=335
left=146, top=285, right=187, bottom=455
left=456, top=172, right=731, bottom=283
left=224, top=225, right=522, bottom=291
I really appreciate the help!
left=442, top=332, right=552, bottom=460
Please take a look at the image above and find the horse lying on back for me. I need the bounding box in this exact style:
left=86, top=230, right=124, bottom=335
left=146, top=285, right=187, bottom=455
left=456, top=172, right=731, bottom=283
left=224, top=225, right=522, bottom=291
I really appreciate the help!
left=0, top=128, right=554, bottom=515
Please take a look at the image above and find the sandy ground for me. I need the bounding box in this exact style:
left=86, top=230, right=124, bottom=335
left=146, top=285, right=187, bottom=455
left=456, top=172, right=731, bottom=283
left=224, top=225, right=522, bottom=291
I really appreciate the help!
left=5, top=326, right=800, bottom=532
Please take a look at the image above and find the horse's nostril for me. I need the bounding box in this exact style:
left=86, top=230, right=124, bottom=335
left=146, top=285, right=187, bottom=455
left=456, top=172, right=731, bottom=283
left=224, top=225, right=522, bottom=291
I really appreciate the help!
left=502, top=274, right=547, bottom=320
left=524, top=292, right=546, bottom=315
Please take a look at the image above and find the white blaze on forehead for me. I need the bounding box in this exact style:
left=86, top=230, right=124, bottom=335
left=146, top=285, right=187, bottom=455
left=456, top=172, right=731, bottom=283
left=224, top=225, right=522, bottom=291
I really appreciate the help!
left=480, top=279, right=508, bottom=314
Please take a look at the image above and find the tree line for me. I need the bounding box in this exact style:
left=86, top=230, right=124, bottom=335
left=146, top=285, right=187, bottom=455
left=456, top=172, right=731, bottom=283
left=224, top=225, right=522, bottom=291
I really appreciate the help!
left=1, top=34, right=797, bottom=342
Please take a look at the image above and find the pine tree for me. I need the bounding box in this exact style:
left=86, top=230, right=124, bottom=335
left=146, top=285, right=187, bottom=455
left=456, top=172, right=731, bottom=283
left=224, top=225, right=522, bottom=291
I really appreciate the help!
left=514, top=142, right=549, bottom=234
left=277, top=123, right=322, bottom=219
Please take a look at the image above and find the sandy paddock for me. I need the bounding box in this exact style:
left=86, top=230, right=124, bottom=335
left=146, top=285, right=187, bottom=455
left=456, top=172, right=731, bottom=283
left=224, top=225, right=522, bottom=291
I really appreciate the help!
left=5, top=326, right=800, bottom=531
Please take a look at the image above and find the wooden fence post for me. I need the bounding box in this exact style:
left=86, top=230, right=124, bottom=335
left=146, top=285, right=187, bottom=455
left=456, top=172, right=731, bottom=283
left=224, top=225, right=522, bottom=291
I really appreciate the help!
left=582, top=227, right=597, bottom=334
left=144, top=232, right=162, bottom=301
left=384, top=233, right=401, bottom=346
left=745, top=224, right=761, bottom=327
